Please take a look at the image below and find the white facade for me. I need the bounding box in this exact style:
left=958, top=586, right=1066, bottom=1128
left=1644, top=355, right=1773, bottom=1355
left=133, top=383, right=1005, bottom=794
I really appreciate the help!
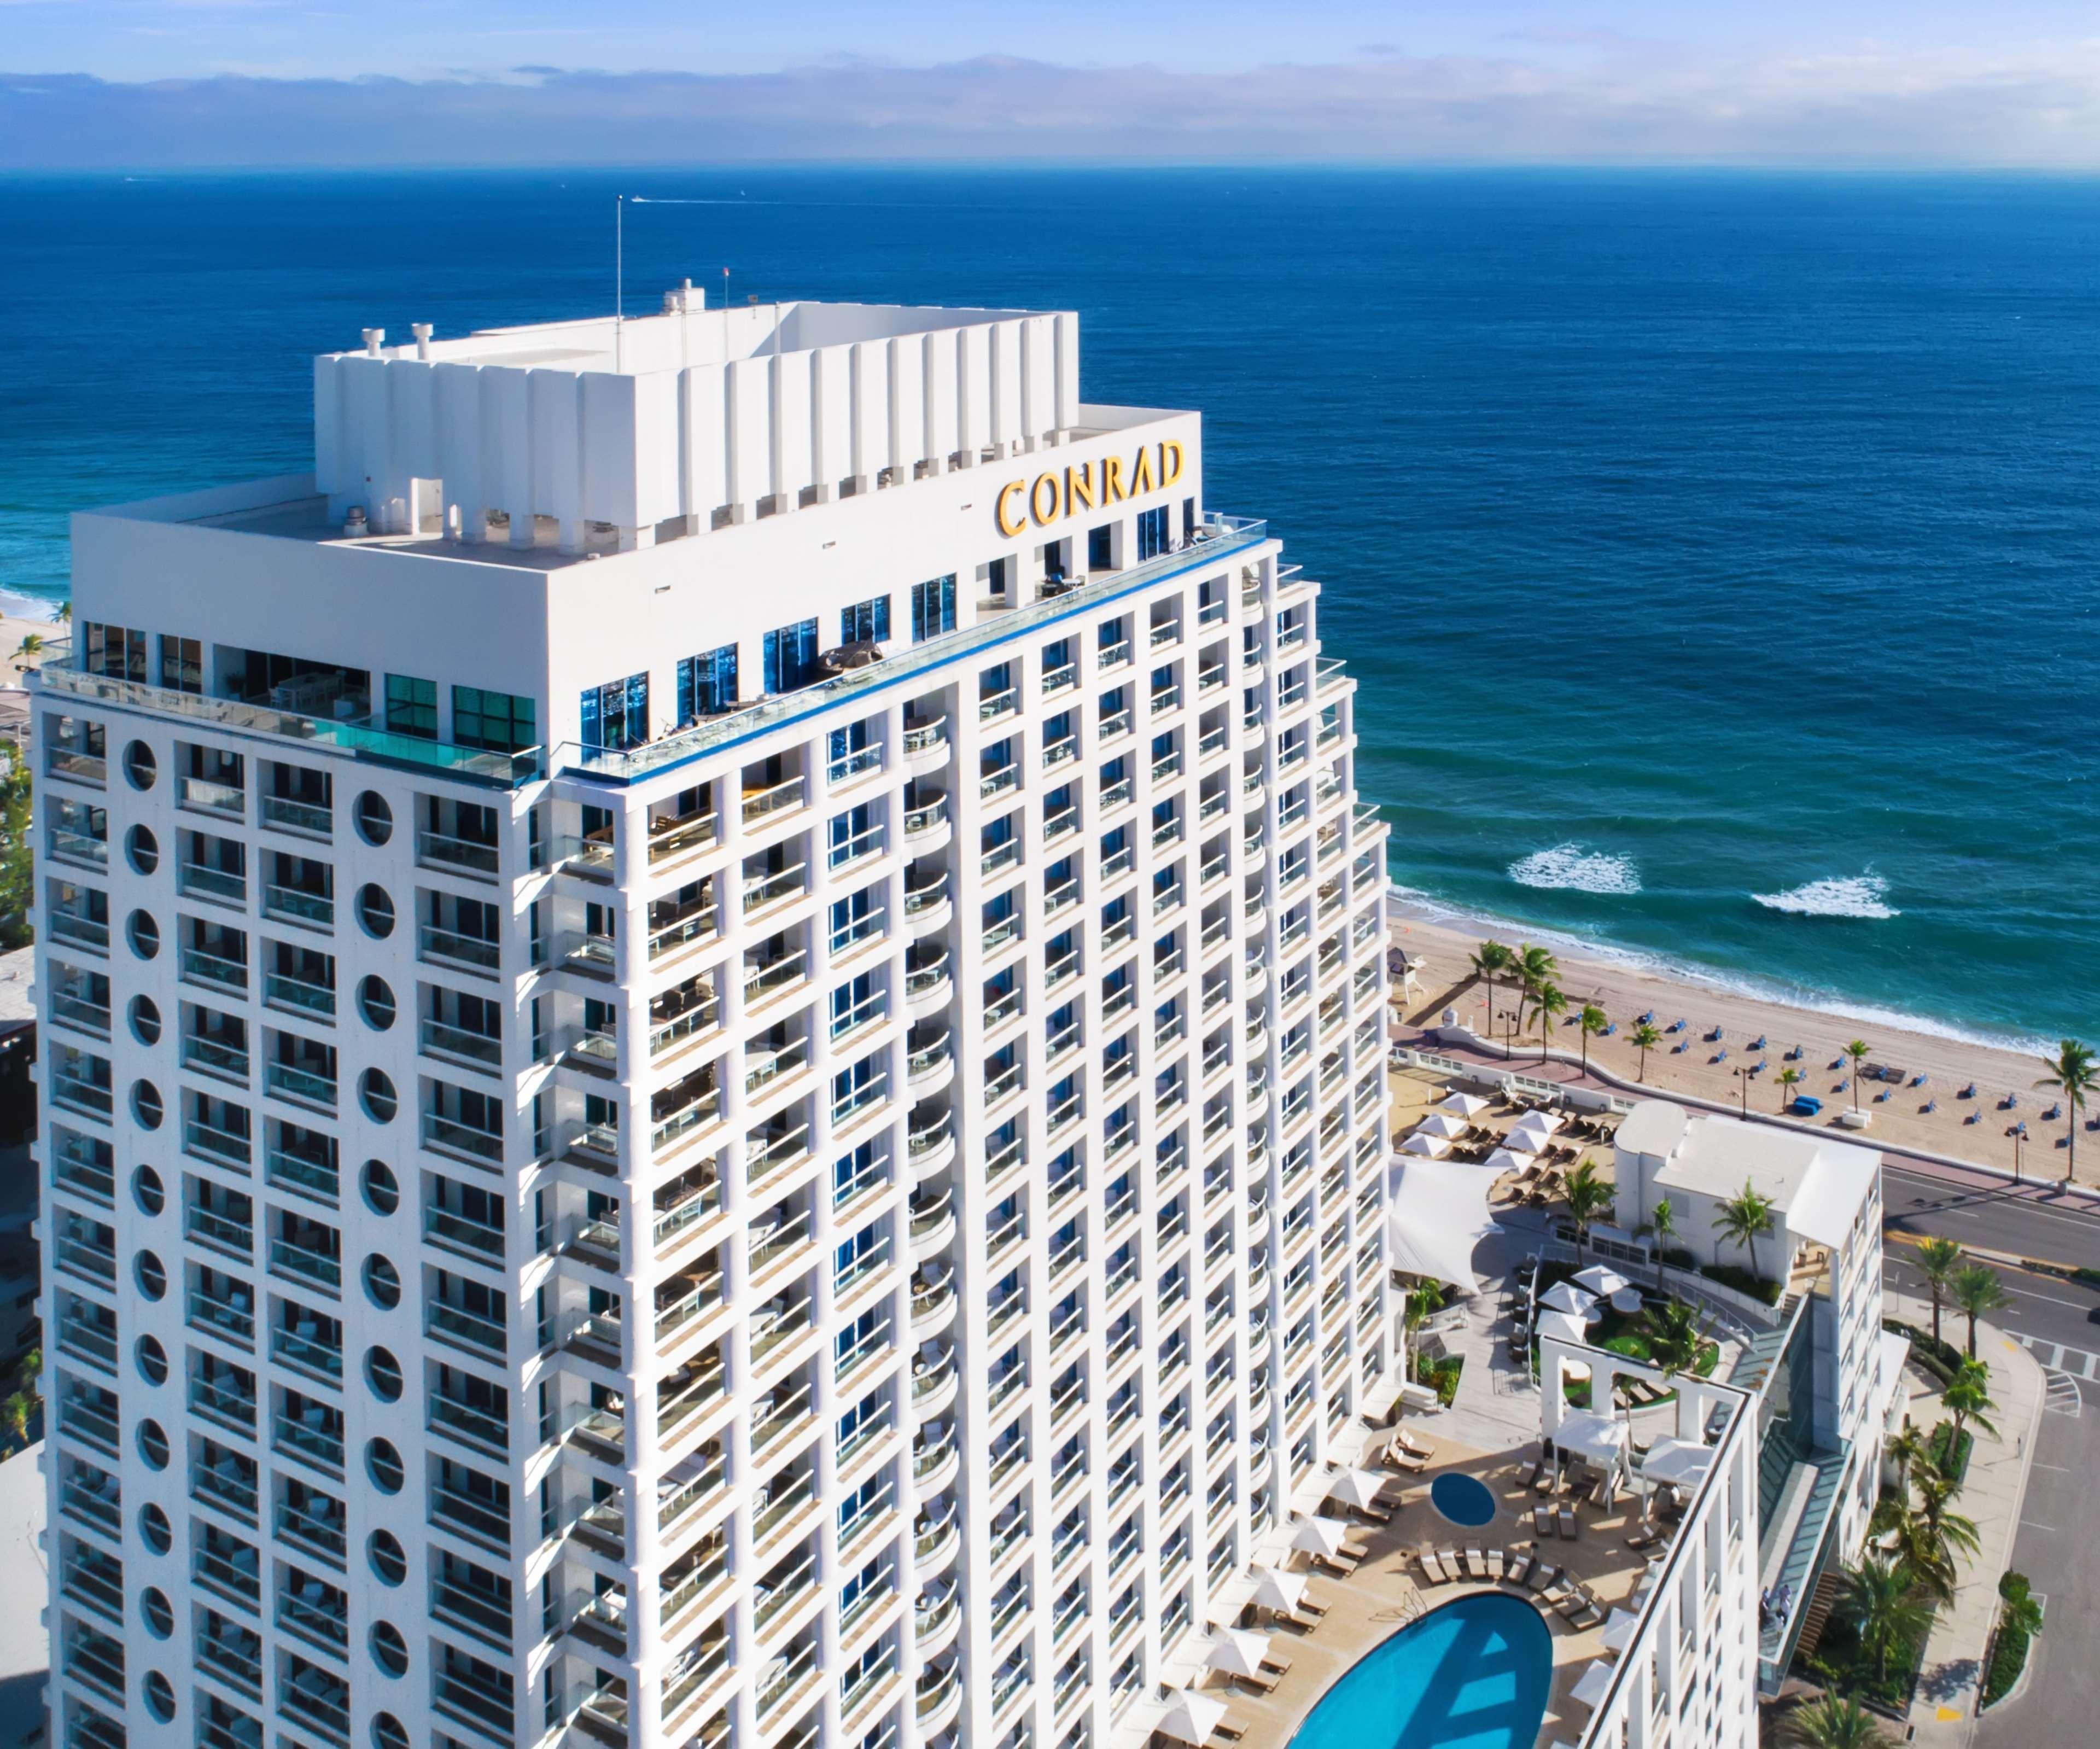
left=30, top=295, right=1395, bottom=1749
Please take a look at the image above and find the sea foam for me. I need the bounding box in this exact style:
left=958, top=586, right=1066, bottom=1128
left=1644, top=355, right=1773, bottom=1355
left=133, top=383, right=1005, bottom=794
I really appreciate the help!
left=1507, top=844, right=1641, bottom=896
left=1749, top=874, right=1899, bottom=920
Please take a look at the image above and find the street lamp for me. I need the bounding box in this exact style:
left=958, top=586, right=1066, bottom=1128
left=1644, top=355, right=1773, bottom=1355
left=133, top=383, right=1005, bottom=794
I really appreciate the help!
left=1731, top=1066, right=1749, bottom=1117
left=2008, top=1121, right=2028, bottom=1186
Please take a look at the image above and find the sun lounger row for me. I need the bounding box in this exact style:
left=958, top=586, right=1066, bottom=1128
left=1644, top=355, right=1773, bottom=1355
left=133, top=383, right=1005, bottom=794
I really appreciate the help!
left=1413, top=1543, right=1607, bottom=1628
left=1533, top=1502, right=1582, bottom=1540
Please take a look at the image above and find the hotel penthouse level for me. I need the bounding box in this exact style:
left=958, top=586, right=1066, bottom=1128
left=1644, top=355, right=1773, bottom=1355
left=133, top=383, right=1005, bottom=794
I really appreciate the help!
left=30, top=293, right=1397, bottom=1749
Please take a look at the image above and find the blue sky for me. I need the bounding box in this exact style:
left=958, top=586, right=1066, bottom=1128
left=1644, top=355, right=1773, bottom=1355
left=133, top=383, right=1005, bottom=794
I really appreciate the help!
left=4, top=3, right=2100, bottom=165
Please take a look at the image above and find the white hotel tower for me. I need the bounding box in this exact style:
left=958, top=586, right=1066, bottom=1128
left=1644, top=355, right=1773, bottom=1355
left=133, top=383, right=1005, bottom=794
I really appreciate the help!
left=30, top=294, right=1396, bottom=1749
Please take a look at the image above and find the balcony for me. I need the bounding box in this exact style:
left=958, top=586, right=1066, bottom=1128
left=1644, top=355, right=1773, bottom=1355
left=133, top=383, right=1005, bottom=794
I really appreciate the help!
left=743, top=773, right=807, bottom=827
left=417, top=827, right=499, bottom=881
left=260, top=881, right=332, bottom=929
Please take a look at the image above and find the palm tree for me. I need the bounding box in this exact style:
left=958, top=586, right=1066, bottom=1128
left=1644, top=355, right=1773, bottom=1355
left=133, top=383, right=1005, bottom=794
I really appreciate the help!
left=1527, top=980, right=1567, bottom=1063
left=1712, top=1180, right=1776, bottom=1281
left=1646, top=1297, right=1706, bottom=1384
left=1840, top=1554, right=1932, bottom=1687
left=2034, top=1038, right=2098, bottom=1185
left=1469, top=940, right=1515, bottom=1042
left=1515, top=943, right=1559, bottom=1000
left=1781, top=1694, right=1889, bottom=1749
left=1561, top=1158, right=1614, bottom=1266
left=1630, top=1021, right=1661, bottom=1082
left=1401, top=1280, right=1444, bottom=1383
left=1640, top=1196, right=1679, bottom=1292
left=1914, top=1237, right=1964, bottom=1349
left=1912, top=1469, right=1982, bottom=1595
left=1577, top=1004, right=1607, bottom=1080
left=1844, top=1039, right=1871, bottom=1112
left=1942, top=1357, right=2000, bottom=1445
left=1883, top=1420, right=1934, bottom=1496
left=1952, top=1264, right=2011, bottom=1360
left=1778, top=1065, right=1803, bottom=1109
left=9, top=632, right=44, bottom=669
left=55, top=600, right=71, bottom=624
left=1998, top=1572, right=2046, bottom=1652
left=0, top=1392, right=27, bottom=1445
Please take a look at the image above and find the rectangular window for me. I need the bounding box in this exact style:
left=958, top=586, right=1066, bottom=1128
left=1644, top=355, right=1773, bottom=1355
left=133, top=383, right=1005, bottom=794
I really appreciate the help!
left=839, top=595, right=891, bottom=645
left=762, top=620, right=819, bottom=693
left=1137, top=505, right=1169, bottom=561
left=159, top=635, right=202, bottom=694
left=910, top=575, right=956, bottom=643
left=1088, top=524, right=1115, bottom=571
left=1183, top=496, right=1196, bottom=540
left=385, top=674, right=437, bottom=741
left=580, top=673, right=649, bottom=753
left=828, top=802, right=881, bottom=870
left=987, top=556, right=1011, bottom=597
left=675, top=644, right=739, bottom=722
left=451, top=686, right=537, bottom=755
left=81, top=622, right=147, bottom=683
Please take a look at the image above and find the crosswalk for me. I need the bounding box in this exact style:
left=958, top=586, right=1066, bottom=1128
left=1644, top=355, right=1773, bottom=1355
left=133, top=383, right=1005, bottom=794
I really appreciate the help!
left=2012, top=1332, right=2100, bottom=1380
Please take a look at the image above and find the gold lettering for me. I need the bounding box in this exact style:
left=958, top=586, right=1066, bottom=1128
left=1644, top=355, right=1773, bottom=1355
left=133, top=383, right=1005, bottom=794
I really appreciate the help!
left=1129, top=445, right=1156, bottom=495
left=1103, top=453, right=1126, bottom=503
left=1066, top=460, right=1096, bottom=512
left=1159, top=440, right=1184, bottom=488
left=995, top=479, right=1028, bottom=538
left=1030, top=473, right=1060, bottom=526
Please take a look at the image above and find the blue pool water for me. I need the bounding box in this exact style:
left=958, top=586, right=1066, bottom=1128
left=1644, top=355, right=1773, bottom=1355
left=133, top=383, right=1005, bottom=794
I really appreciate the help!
left=1430, top=1473, right=1498, bottom=1528
left=1288, top=1593, right=1551, bottom=1749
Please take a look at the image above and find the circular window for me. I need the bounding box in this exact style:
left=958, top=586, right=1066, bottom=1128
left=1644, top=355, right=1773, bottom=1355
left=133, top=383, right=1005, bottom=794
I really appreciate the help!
left=356, top=884, right=395, bottom=939
left=355, top=792, right=394, bottom=847
left=359, top=1069, right=398, bottom=1124
left=132, top=1164, right=164, bottom=1216
left=357, top=975, right=397, bottom=1031
left=127, top=910, right=160, bottom=960
left=139, top=1502, right=172, bottom=1554
left=137, top=1419, right=170, bottom=1470
left=130, top=1080, right=163, bottom=1130
left=370, top=1620, right=410, bottom=1677
left=143, top=1670, right=176, bottom=1723
left=135, top=1335, right=168, bottom=1386
left=365, top=1345, right=404, bottom=1402
left=125, top=825, right=159, bottom=877
left=128, top=994, right=161, bottom=1046
left=361, top=1159, right=399, bottom=1216
left=133, top=1250, right=167, bottom=1301
left=369, top=1530, right=407, bottom=1586
left=366, top=1438, right=405, bottom=1494
left=363, top=1254, right=401, bottom=1309
left=373, top=1713, right=411, bottom=1749
left=122, top=741, right=158, bottom=791
left=141, top=1587, right=174, bottom=1639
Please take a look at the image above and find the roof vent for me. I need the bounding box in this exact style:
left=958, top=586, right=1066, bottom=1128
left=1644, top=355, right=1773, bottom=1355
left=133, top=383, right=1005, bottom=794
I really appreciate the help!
left=412, top=323, right=433, bottom=361
left=361, top=328, right=384, bottom=358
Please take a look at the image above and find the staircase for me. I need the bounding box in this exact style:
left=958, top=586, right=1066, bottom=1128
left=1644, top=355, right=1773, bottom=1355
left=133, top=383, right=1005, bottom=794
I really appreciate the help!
left=1791, top=1569, right=1850, bottom=1665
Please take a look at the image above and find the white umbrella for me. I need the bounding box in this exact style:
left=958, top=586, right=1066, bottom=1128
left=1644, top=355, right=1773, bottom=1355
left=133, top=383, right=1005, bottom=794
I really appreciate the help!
left=1538, top=1281, right=1599, bottom=1318
left=1156, top=1690, right=1230, bottom=1746
left=1609, top=1287, right=1644, bottom=1315
left=1536, top=1308, right=1594, bottom=1345
left=1640, top=1437, right=1714, bottom=1490
left=1438, top=1092, right=1489, bottom=1117
left=1483, top=1146, right=1536, bottom=1174
left=1415, top=1111, right=1469, bottom=1140
left=1570, top=1661, right=1617, bottom=1710
left=1512, top=1109, right=1565, bottom=1140
left=1555, top=1409, right=1630, bottom=1466
left=1251, top=1567, right=1309, bottom=1614
left=1601, top=1607, right=1643, bottom=1652
left=1402, top=1131, right=1453, bottom=1159
left=1324, top=1468, right=1391, bottom=1511
left=1572, top=1264, right=1632, bottom=1298
left=1206, top=1628, right=1274, bottom=1680
left=1292, top=1516, right=1353, bottom=1559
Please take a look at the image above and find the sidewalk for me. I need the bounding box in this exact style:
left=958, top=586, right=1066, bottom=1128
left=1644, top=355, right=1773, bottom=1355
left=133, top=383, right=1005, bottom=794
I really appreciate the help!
left=1883, top=1298, right=2048, bottom=1749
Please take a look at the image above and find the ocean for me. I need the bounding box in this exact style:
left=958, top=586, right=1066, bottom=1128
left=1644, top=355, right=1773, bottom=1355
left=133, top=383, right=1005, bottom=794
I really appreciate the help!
left=4, top=167, right=2098, bottom=1046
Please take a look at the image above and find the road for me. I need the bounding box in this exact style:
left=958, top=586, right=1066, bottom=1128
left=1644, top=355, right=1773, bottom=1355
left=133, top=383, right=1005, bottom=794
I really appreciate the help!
left=1877, top=1160, right=2100, bottom=1744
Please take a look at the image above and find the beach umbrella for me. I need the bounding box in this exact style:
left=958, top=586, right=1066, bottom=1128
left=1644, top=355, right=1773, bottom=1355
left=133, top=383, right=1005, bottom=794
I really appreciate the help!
left=1438, top=1092, right=1489, bottom=1118
left=1401, top=1132, right=1452, bottom=1159
left=1482, top=1146, right=1536, bottom=1174
left=1292, top=1517, right=1353, bottom=1559
left=1251, top=1567, right=1309, bottom=1614
left=1571, top=1264, right=1632, bottom=1298
left=1415, top=1111, right=1469, bottom=1139
left=1570, top=1661, right=1617, bottom=1710
left=1324, top=1468, right=1392, bottom=1512
left=1601, top=1607, right=1643, bottom=1652
left=1156, top=1690, right=1230, bottom=1746
left=1536, top=1308, right=1594, bottom=1345
left=1206, top=1628, right=1274, bottom=1680
left=1640, top=1438, right=1714, bottom=1490
left=1539, top=1281, right=1599, bottom=1318
left=1512, top=1109, right=1564, bottom=1140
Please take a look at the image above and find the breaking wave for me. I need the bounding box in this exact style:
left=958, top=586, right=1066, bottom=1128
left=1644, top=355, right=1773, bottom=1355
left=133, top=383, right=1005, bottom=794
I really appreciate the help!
left=1506, top=844, right=1641, bottom=895
left=1750, top=874, right=1899, bottom=919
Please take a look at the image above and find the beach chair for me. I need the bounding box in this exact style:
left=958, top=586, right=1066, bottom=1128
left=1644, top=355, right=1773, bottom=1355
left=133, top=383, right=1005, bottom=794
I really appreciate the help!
left=1503, top=1550, right=1533, bottom=1587
left=1395, top=1429, right=1436, bottom=1460
left=1533, top=1503, right=1554, bottom=1538
left=1230, top=1668, right=1283, bottom=1696
left=1625, top=1526, right=1663, bottom=1552
left=1297, top=1593, right=1330, bottom=1620
left=1345, top=1500, right=1394, bottom=1527
left=1518, top=1456, right=1544, bottom=1490
left=1417, top=1547, right=1449, bottom=1584
left=1437, top=1546, right=1461, bottom=1579
left=1532, top=1466, right=1556, bottom=1496
left=1485, top=1550, right=1505, bottom=1581
left=1261, top=1652, right=1294, bottom=1679
left=1557, top=1504, right=1579, bottom=1540
left=1529, top=1565, right=1566, bottom=1597
left=1556, top=1596, right=1605, bottom=1630
left=1463, top=1547, right=1488, bottom=1580
left=1386, top=1447, right=1429, bottom=1475
left=1310, top=1552, right=1358, bottom=1579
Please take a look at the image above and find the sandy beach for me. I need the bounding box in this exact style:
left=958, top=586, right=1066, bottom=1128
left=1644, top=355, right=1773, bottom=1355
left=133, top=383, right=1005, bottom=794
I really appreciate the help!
left=1387, top=901, right=2092, bottom=1190
left=0, top=611, right=63, bottom=686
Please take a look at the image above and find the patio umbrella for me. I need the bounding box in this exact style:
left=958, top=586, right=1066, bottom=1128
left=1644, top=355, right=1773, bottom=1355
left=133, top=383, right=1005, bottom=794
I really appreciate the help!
left=1640, top=1437, right=1714, bottom=1490
left=1571, top=1264, right=1632, bottom=1298
left=1482, top=1146, right=1536, bottom=1174
left=1539, top=1281, right=1599, bottom=1319
left=1292, top=1516, right=1354, bottom=1559
left=1324, top=1468, right=1392, bottom=1511
left=1609, top=1288, right=1644, bottom=1315
left=1536, top=1308, right=1594, bottom=1345
left=1570, top=1660, right=1617, bottom=1710
left=1206, top=1628, right=1274, bottom=1680
left=1415, top=1111, right=1469, bottom=1139
left=1402, top=1131, right=1453, bottom=1159
left=1438, top=1092, right=1490, bottom=1117
left=1601, top=1608, right=1643, bottom=1652
left=1156, top=1690, right=1230, bottom=1747
left=1251, top=1567, right=1309, bottom=1614
left=1512, top=1108, right=1565, bottom=1139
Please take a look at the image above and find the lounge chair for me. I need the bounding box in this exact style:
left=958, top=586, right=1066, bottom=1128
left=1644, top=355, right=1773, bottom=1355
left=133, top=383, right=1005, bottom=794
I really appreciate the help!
left=1485, top=1550, right=1505, bottom=1581
left=1395, top=1430, right=1435, bottom=1460
left=1557, top=1504, right=1579, bottom=1540
left=1503, top=1550, right=1533, bottom=1587
left=1386, top=1447, right=1429, bottom=1475
left=1528, top=1564, right=1565, bottom=1596
left=1260, top=1652, right=1293, bottom=1678
left=1437, top=1546, right=1461, bottom=1578
left=1230, top=1669, right=1283, bottom=1696
left=1532, top=1467, right=1556, bottom=1496
left=1310, top=1552, right=1358, bottom=1578
left=1340, top=1540, right=1370, bottom=1565
left=1519, top=1457, right=1544, bottom=1489
left=1417, top=1547, right=1449, bottom=1584
left=1624, top=1526, right=1663, bottom=1552
left=1533, top=1503, right=1554, bottom=1537
left=1562, top=1599, right=1605, bottom=1630
left=1463, top=1547, right=1488, bottom=1580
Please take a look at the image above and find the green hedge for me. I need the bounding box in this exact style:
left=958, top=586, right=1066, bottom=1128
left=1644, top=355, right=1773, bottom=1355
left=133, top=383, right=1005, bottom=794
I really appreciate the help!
left=1698, top=1261, right=1785, bottom=1305
left=1928, top=1421, right=1974, bottom=1486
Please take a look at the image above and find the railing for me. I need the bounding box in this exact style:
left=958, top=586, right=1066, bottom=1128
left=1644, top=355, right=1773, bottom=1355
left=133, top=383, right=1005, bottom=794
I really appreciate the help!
left=742, top=773, right=807, bottom=824
left=417, top=827, right=499, bottom=878
left=260, top=882, right=331, bottom=928
left=260, top=792, right=331, bottom=836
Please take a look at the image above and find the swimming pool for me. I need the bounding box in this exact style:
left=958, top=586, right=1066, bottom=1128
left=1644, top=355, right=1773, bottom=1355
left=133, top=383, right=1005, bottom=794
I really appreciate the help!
left=1430, top=1473, right=1497, bottom=1528
left=1287, top=1593, right=1551, bottom=1749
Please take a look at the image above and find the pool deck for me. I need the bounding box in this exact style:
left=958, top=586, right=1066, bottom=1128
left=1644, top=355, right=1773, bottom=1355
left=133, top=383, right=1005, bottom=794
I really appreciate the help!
left=1188, top=1436, right=1673, bottom=1749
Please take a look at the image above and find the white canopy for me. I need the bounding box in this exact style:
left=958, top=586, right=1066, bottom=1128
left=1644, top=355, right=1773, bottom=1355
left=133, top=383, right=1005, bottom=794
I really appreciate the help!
left=1292, top=1516, right=1354, bottom=1558
left=1384, top=1158, right=1502, bottom=1295
left=1555, top=1409, right=1630, bottom=1465
left=1609, top=1287, right=1645, bottom=1315
left=1206, top=1627, right=1274, bottom=1679
left=1325, top=1468, right=1391, bottom=1511
left=1536, top=1308, right=1595, bottom=1345
left=1415, top=1110, right=1470, bottom=1139
left=1640, top=1437, right=1715, bottom=1489
left=1572, top=1264, right=1632, bottom=1298
left=1156, top=1690, right=1230, bottom=1746
left=1438, top=1092, right=1490, bottom=1117
left=1251, top=1567, right=1309, bottom=1614
left=1539, top=1281, right=1600, bottom=1318
left=1401, top=1130, right=1454, bottom=1159
left=1483, top=1146, right=1537, bottom=1175
left=1601, top=1607, right=1643, bottom=1652
left=1570, top=1660, right=1617, bottom=1710
left=1511, top=1109, right=1564, bottom=1140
